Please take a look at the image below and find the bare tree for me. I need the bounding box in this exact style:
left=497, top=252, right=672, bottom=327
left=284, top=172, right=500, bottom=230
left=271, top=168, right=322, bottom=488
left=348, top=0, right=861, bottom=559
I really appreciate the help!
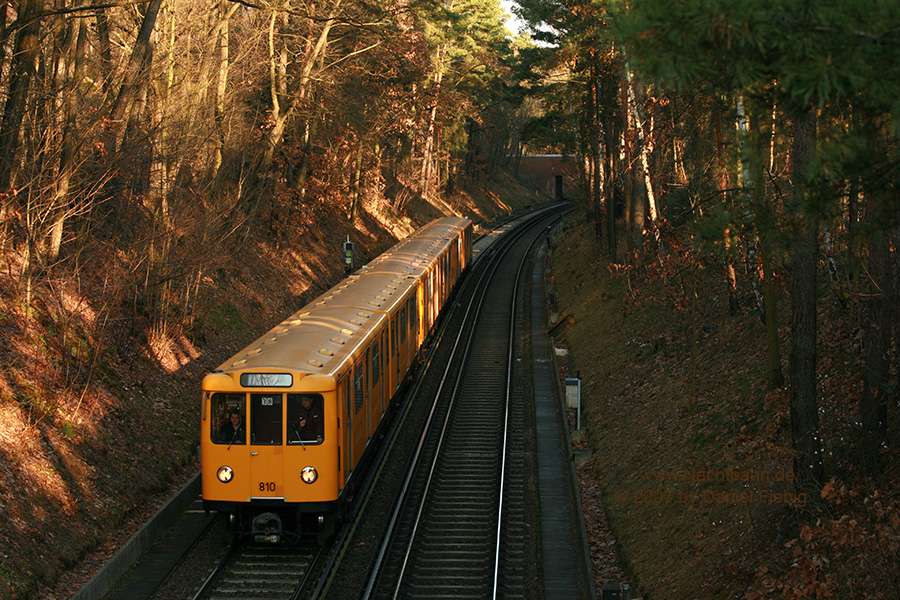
left=105, top=0, right=163, bottom=158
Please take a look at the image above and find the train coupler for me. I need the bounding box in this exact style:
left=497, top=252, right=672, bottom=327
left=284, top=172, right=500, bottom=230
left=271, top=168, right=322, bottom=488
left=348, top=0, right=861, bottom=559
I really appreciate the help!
left=252, top=512, right=283, bottom=543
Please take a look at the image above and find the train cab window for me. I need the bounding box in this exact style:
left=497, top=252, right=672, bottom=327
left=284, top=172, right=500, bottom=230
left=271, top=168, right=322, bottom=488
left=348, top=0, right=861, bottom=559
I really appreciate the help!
left=287, top=394, right=324, bottom=444
left=250, top=393, right=283, bottom=445
left=212, top=393, right=246, bottom=445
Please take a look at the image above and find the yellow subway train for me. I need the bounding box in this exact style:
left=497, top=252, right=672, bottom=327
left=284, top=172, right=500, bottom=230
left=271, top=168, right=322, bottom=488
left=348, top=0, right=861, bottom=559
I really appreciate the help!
left=200, top=217, right=473, bottom=542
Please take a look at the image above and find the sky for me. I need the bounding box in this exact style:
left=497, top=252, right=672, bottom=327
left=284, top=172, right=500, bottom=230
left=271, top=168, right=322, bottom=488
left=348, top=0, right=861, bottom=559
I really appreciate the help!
left=500, top=0, right=527, bottom=36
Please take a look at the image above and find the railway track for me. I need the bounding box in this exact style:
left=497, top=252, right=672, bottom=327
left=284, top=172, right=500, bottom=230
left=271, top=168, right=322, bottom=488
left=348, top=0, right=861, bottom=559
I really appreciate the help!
left=91, top=206, right=571, bottom=600
left=193, top=541, right=323, bottom=600
left=360, top=208, right=566, bottom=599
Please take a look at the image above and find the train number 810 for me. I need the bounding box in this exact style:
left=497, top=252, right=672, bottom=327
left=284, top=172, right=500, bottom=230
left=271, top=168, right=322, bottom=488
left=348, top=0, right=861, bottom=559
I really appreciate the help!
left=258, top=482, right=276, bottom=492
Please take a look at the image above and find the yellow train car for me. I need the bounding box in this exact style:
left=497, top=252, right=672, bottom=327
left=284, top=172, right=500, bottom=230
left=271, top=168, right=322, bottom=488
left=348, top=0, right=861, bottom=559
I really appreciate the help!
left=200, top=217, right=472, bottom=542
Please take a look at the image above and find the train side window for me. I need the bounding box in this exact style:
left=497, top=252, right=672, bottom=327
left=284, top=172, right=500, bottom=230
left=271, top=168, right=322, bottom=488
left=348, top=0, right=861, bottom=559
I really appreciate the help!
left=410, top=298, right=417, bottom=333
left=250, top=393, right=283, bottom=445
left=211, top=393, right=245, bottom=444
left=287, top=394, right=324, bottom=444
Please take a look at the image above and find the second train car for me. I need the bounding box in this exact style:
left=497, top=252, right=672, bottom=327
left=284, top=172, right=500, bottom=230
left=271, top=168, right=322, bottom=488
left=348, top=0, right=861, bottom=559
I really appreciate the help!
left=200, top=217, right=473, bottom=542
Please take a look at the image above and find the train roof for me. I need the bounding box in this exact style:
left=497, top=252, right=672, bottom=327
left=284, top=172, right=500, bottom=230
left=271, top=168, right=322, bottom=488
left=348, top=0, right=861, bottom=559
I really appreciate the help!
left=205, top=217, right=470, bottom=384
left=364, top=216, right=470, bottom=279
left=212, top=304, right=388, bottom=381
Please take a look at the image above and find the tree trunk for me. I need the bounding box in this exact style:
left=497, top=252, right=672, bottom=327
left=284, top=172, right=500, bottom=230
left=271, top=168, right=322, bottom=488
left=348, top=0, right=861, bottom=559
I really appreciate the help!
left=759, top=103, right=783, bottom=392
left=718, top=100, right=740, bottom=316
left=604, top=104, right=618, bottom=263
left=624, top=63, right=657, bottom=224
left=261, top=2, right=340, bottom=175
left=860, top=118, right=893, bottom=471
left=750, top=110, right=784, bottom=389
left=788, top=107, right=823, bottom=499
left=106, top=0, right=163, bottom=158
left=590, top=64, right=605, bottom=243
left=262, top=10, right=289, bottom=173
left=419, top=50, right=445, bottom=196
left=760, top=235, right=783, bottom=388
left=213, top=0, right=238, bottom=179
left=0, top=0, right=43, bottom=195
left=350, top=141, right=364, bottom=221
left=48, top=10, right=88, bottom=263
left=96, top=6, right=113, bottom=95
left=149, top=2, right=180, bottom=222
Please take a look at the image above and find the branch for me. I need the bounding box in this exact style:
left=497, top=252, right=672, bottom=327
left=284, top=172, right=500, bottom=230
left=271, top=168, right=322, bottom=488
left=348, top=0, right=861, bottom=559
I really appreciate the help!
left=11, top=1, right=151, bottom=32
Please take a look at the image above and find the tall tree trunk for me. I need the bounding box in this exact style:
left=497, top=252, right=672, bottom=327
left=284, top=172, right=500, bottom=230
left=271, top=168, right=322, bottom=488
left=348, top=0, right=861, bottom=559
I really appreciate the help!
left=262, top=9, right=289, bottom=173
left=622, top=90, right=635, bottom=255
left=717, top=101, right=740, bottom=315
left=624, top=62, right=657, bottom=224
left=48, top=10, right=88, bottom=263
left=294, top=109, right=318, bottom=195
left=0, top=1, right=9, bottom=76
left=0, top=0, right=43, bottom=195
left=590, top=61, right=605, bottom=243
left=604, top=103, right=619, bottom=263
left=749, top=110, right=784, bottom=389
left=860, top=117, right=893, bottom=471
left=759, top=103, right=783, bottom=390
left=788, top=107, right=823, bottom=499
left=149, top=2, right=178, bottom=221
left=350, top=141, right=364, bottom=221
left=96, top=6, right=113, bottom=95
left=105, top=0, right=163, bottom=158
left=213, top=0, right=237, bottom=179
left=261, top=1, right=340, bottom=175
left=419, top=48, right=445, bottom=196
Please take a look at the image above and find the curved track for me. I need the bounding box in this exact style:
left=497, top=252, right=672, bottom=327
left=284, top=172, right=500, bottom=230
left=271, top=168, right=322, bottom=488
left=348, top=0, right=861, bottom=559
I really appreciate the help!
left=363, top=209, right=565, bottom=599
left=85, top=206, right=573, bottom=600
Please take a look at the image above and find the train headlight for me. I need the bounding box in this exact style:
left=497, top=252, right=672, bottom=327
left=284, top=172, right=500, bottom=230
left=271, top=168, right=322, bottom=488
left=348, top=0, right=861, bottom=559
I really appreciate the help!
left=217, top=466, right=234, bottom=483
left=300, top=466, right=317, bottom=484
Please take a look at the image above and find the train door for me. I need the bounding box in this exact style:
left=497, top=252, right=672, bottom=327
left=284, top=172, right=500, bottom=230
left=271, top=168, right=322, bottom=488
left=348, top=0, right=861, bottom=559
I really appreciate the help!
left=443, top=253, right=450, bottom=298
left=416, top=282, right=426, bottom=346
left=432, top=268, right=438, bottom=322
left=424, top=270, right=433, bottom=331
left=408, top=298, right=418, bottom=365
left=351, top=355, right=368, bottom=467
left=450, top=243, right=458, bottom=283
left=339, top=376, right=352, bottom=486
left=369, top=336, right=384, bottom=434
left=398, top=304, right=408, bottom=377
left=391, top=314, right=400, bottom=390
left=249, top=392, right=284, bottom=499
left=434, top=254, right=441, bottom=305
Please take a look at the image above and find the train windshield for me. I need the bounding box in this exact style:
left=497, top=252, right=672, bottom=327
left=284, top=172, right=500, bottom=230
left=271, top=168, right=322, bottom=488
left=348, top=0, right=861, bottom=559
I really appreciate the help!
left=211, top=392, right=323, bottom=445
left=250, top=393, right=283, bottom=445
left=287, top=394, right=325, bottom=444
left=211, top=393, right=246, bottom=445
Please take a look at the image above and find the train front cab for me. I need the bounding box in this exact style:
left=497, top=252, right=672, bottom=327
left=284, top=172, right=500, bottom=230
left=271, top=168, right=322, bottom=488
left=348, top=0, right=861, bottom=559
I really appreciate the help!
left=201, top=371, right=340, bottom=543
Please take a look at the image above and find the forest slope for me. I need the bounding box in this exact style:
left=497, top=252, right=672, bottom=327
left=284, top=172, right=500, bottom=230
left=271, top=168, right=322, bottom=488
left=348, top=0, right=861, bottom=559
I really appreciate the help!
left=548, top=215, right=899, bottom=599
left=0, top=176, right=541, bottom=600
